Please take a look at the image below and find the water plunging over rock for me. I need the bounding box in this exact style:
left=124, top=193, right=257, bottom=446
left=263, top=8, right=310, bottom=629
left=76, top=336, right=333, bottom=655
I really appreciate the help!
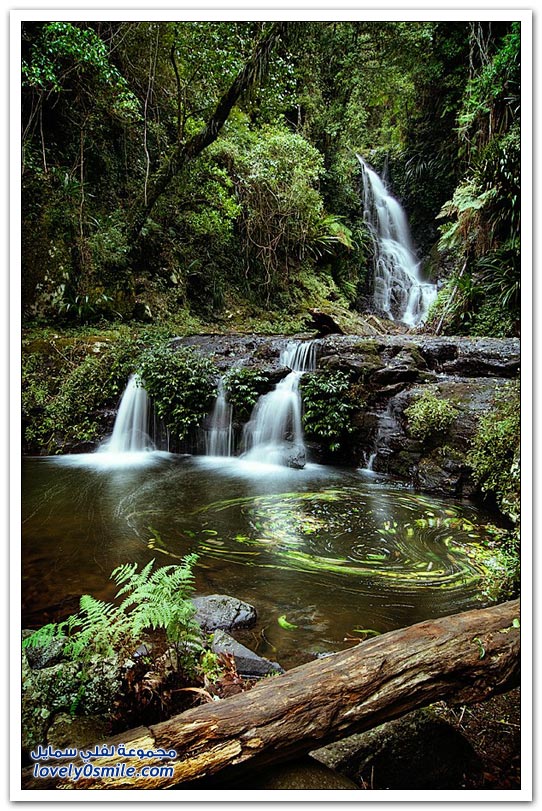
left=357, top=155, right=437, bottom=326
left=205, top=378, right=233, bottom=457
left=241, top=341, right=316, bottom=468
left=99, top=374, right=154, bottom=454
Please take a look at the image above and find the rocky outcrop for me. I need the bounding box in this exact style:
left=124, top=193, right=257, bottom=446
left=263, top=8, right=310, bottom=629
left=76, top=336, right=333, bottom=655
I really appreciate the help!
left=311, top=708, right=479, bottom=790
left=175, top=333, right=519, bottom=497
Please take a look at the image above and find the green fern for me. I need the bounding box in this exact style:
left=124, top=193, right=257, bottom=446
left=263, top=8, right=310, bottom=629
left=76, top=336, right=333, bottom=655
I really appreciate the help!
left=23, top=556, right=202, bottom=670
left=22, top=622, right=59, bottom=650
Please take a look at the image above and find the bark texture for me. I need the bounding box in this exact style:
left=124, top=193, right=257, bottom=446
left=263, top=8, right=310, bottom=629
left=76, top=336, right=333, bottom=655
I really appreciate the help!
left=22, top=599, right=520, bottom=791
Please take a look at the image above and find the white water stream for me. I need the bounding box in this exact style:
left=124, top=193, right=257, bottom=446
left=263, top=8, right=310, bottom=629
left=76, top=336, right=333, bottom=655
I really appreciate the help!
left=205, top=377, right=234, bottom=457
left=241, top=341, right=316, bottom=466
left=99, top=374, right=154, bottom=454
left=357, top=155, right=437, bottom=326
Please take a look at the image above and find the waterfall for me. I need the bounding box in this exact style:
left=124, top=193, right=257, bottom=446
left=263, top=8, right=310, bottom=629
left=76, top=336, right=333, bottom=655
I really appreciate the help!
left=99, top=374, right=154, bottom=454
left=241, top=341, right=316, bottom=467
left=205, top=378, right=233, bottom=457
left=357, top=155, right=437, bottom=326
left=363, top=401, right=402, bottom=474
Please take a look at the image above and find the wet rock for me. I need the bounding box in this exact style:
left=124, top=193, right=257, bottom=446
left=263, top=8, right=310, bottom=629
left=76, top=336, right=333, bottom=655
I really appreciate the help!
left=192, top=594, right=257, bottom=633
left=24, top=634, right=67, bottom=670
left=211, top=630, right=284, bottom=678
left=284, top=442, right=306, bottom=469
left=417, top=446, right=469, bottom=496
left=366, top=377, right=510, bottom=495
left=240, top=757, right=360, bottom=789
left=371, top=347, right=428, bottom=386
left=319, top=352, right=382, bottom=380
left=22, top=651, right=123, bottom=753
left=312, top=709, right=479, bottom=790
left=307, top=309, right=345, bottom=336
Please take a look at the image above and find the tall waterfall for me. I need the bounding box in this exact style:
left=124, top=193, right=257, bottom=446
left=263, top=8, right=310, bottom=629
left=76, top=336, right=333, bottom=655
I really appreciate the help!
left=241, top=341, right=316, bottom=467
left=205, top=378, right=233, bottom=457
left=357, top=155, right=436, bottom=326
left=99, top=374, right=154, bottom=454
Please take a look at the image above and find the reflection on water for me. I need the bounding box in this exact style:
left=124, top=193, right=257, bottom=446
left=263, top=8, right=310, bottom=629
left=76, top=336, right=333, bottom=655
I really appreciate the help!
left=22, top=454, right=497, bottom=669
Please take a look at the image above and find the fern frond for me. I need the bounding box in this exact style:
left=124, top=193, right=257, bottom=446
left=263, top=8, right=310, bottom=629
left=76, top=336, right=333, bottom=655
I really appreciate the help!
left=23, top=623, right=59, bottom=649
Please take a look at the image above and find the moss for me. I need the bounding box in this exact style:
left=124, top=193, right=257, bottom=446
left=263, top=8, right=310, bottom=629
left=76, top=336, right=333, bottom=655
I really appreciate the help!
left=467, top=379, right=520, bottom=523
left=405, top=390, right=459, bottom=443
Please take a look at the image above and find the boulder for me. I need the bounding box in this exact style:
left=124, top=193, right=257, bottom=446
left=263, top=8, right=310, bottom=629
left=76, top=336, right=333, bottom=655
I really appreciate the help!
left=284, top=443, right=306, bottom=469
left=307, top=309, right=345, bottom=336
left=312, top=709, right=479, bottom=790
left=192, top=594, right=257, bottom=633
left=23, top=631, right=67, bottom=670
left=239, top=757, right=360, bottom=789
left=211, top=629, right=284, bottom=678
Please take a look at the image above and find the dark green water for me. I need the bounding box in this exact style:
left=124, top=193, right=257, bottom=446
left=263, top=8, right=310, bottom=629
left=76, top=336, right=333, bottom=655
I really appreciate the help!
left=22, top=453, right=497, bottom=669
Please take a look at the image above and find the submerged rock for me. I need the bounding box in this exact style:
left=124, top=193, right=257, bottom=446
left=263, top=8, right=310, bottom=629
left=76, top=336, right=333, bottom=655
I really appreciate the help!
left=192, top=594, right=257, bottom=633
left=211, top=629, right=283, bottom=678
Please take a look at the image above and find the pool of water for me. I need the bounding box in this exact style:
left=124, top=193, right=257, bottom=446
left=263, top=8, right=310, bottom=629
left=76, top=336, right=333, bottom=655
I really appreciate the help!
left=22, top=453, right=497, bottom=669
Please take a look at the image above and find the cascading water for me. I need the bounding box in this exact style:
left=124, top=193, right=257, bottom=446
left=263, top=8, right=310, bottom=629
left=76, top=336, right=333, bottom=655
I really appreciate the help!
left=241, top=341, right=316, bottom=467
left=99, top=374, right=154, bottom=454
left=357, top=155, right=437, bottom=326
left=205, top=378, right=233, bottom=457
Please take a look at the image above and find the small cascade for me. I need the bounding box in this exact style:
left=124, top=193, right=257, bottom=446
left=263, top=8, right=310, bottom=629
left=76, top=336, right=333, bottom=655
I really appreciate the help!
left=363, top=401, right=403, bottom=473
left=205, top=378, right=233, bottom=457
left=357, top=155, right=437, bottom=326
left=99, top=374, right=154, bottom=454
left=241, top=341, right=316, bottom=467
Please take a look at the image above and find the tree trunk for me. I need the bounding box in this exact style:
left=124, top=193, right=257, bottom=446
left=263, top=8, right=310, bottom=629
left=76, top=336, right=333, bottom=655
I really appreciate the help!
left=22, top=599, right=520, bottom=791
left=126, top=22, right=289, bottom=245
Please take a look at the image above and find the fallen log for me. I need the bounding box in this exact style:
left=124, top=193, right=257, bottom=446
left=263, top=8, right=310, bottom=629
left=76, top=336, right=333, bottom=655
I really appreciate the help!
left=22, top=599, right=520, bottom=791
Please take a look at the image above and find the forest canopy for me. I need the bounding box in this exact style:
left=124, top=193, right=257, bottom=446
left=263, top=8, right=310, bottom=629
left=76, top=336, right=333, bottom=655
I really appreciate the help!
left=21, top=20, right=521, bottom=336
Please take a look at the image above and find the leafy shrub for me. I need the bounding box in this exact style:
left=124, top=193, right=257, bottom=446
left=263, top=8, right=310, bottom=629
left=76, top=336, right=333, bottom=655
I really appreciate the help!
left=479, top=528, right=520, bottom=602
left=405, top=390, right=459, bottom=442
left=467, top=379, right=520, bottom=522
left=22, top=334, right=142, bottom=452
left=24, top=556, right=202, bottom=671
left=138, top=343, right=217, bottom=440
left=223, top=368, right=270, bottom=421
left=301, top=370, right=354, bottom=453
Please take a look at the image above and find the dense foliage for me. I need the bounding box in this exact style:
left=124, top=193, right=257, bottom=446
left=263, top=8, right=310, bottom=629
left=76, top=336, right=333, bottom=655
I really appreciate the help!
left=468, top=379, right=520, bottom=523
left=223, top=367, right=270, bottom=421
left=24, top=556, right=201, bottom=666
left=405, top=390, right=459, bottom=442
left=301, top=369, right=354, bottom=453
left=21, top=21, right=521, bottom=335
left=22, top=332, right=141, bottom=452
left=138, top=343, right=217, bottom=440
